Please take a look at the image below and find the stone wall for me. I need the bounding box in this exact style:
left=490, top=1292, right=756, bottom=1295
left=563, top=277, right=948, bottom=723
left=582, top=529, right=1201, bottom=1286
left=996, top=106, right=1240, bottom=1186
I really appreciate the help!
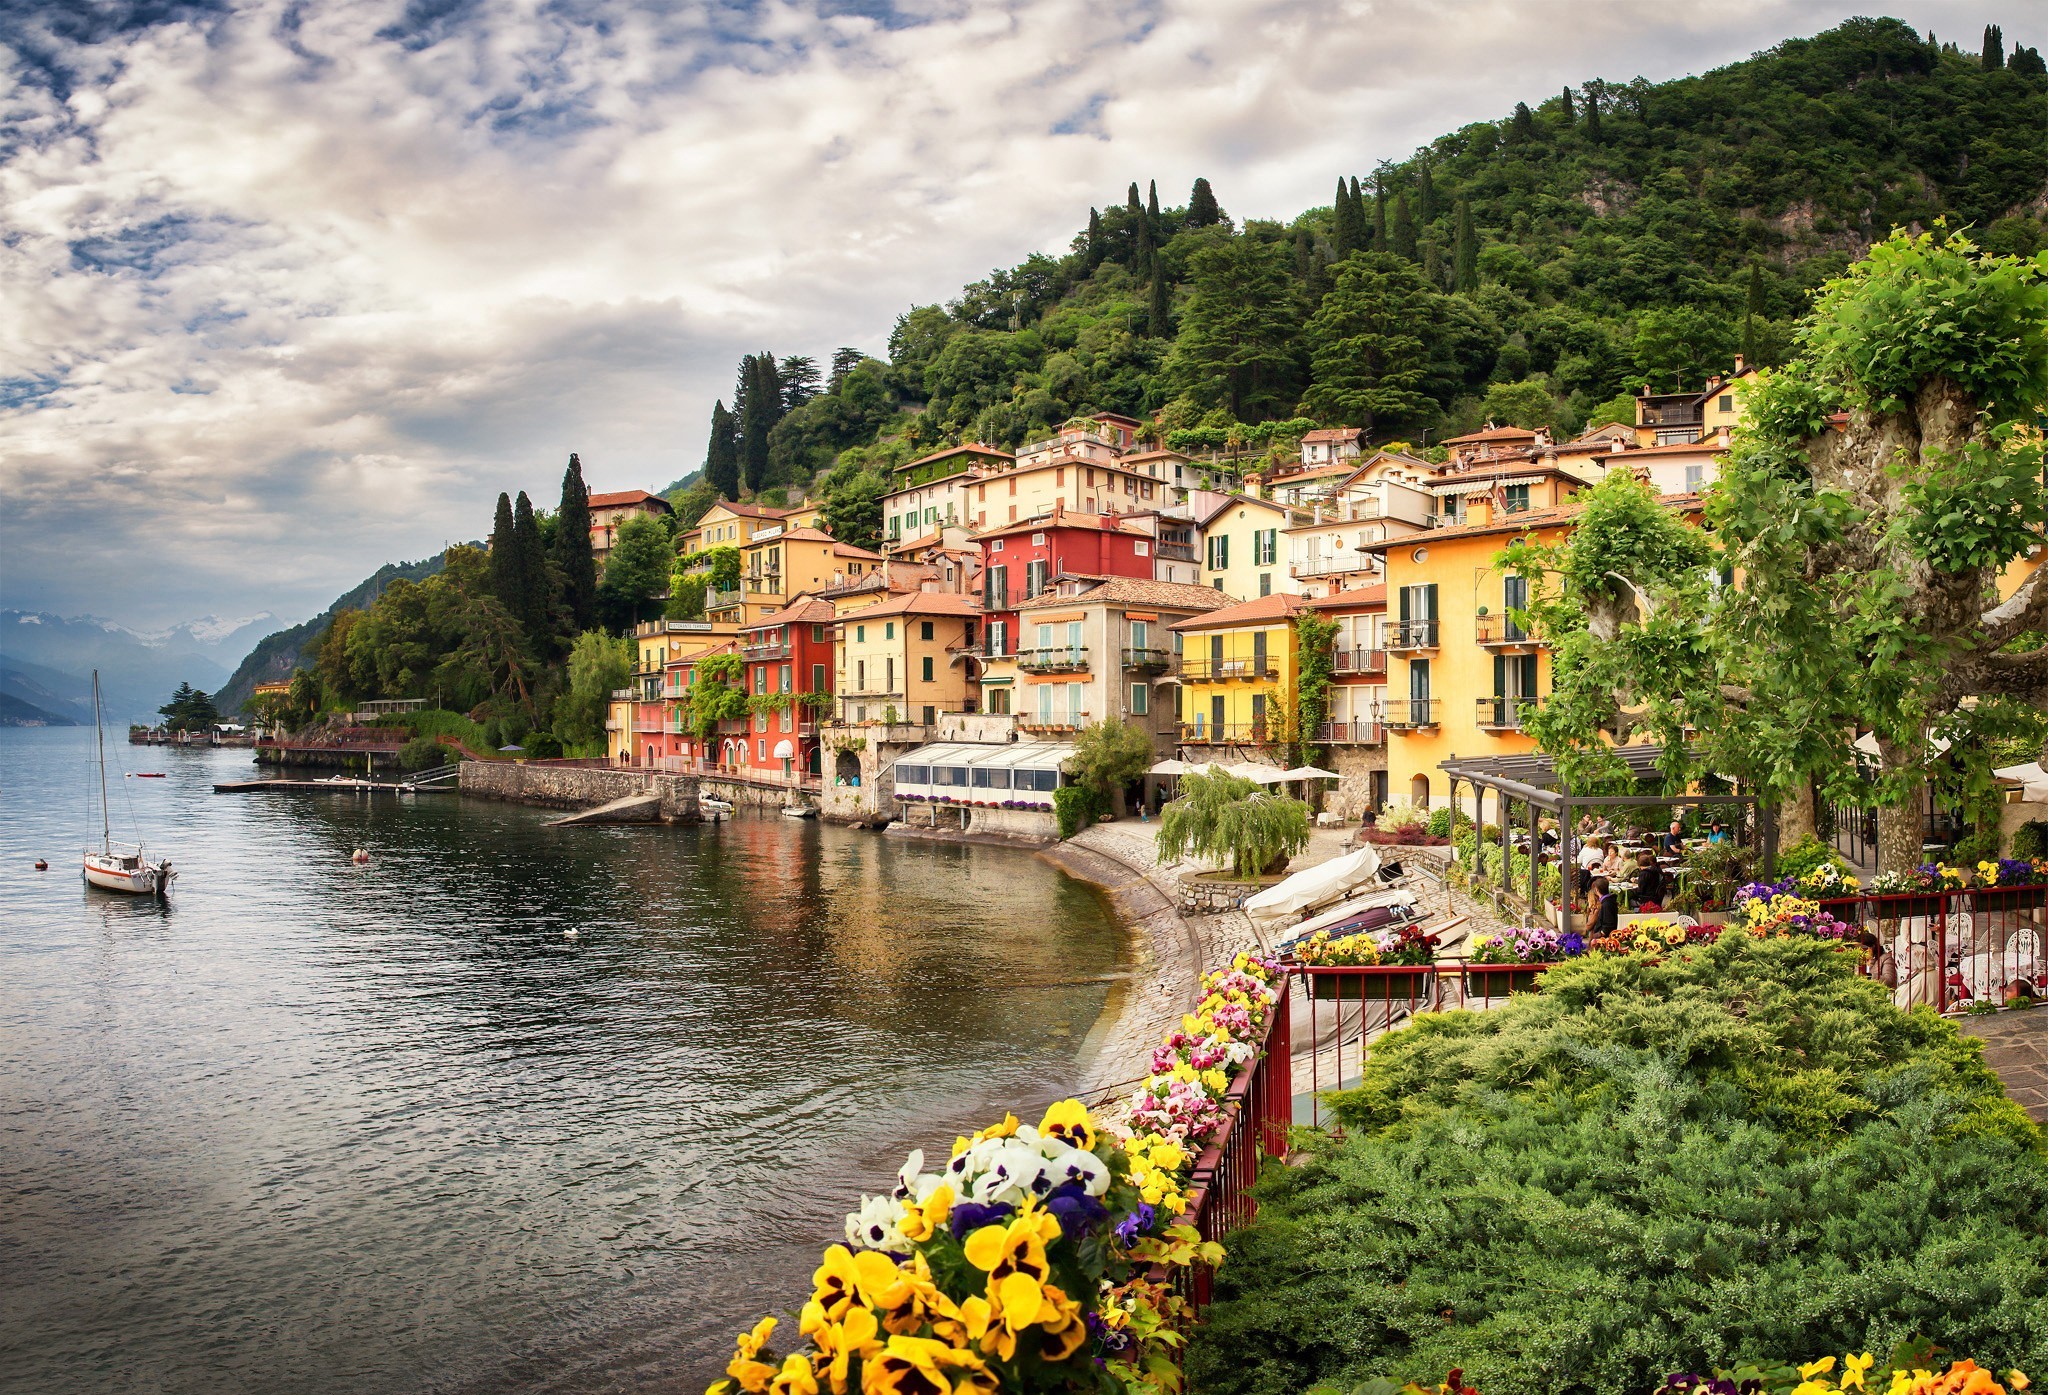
left=458, top=761, right=699, bottom=821
left=1324, top=744, right=1388, bottom=821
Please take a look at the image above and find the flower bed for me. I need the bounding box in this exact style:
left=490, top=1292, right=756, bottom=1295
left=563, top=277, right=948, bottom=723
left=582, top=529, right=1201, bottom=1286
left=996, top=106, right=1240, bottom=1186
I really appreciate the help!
left=706, top=957, right=1284, bottom=1395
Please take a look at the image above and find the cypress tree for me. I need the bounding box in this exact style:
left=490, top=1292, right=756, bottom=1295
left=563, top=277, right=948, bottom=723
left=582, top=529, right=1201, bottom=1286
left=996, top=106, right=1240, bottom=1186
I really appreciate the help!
left=511, top=490, right=549, bottom=638
left=1560, top=86, right=1575, bottom=120
left=489, top=492, right=518, bottom=610
left=1147, top=178, right=1160, bottom=221
left=2015, top=45, right=2047, bottom=76
left=1416, top=158, right=1436, bottom=223
left=1983, top=24, right=2004, bottom=69
left=1084, top=207, right=1104, bottom=271
left=1127, top=182, right=1142, bottom=215
left=1422, top=238, right=1442, bottom=287
left=1333, top=177, right=1359, bottom=259
left=1741, top=262, right=1766, bottom=366
left=739, top=353, right=781, bottom=493
left=1187, top=178, right=1220, bottom=227
left=1453, top=198, right=1478, bottom=293
left=1371, top=182, right=1387, bottom=252
left=554, top=453, right=597, bottom=630
left=1510, top=101, right=1535, bottom=143
left=1146, top=249, right=1170, bottom=338
left=1392, top=193, right=1417, bottom=261
left=1584, top=87, right=1603, bottom=142
left=1125, top=184, right=1145, bottom=269
left=705, top=400, right=739, bottom=499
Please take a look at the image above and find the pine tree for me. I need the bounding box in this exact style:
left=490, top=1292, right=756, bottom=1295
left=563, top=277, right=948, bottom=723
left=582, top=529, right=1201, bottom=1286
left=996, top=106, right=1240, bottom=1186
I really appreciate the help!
left=779, top=355, right=821, bottom=411
left=488, top=491, right=518, bottom=610
left=1084, top=207, right=1104, bottom=270
left=1333, top=176, right=1359, bottom=259
left=739, top=353, right=782, bottom=493
left=828, top=348, right=865, bottom=391
left=1391, top=193, right=1417, bottom=261
left=1126, top=182, right=1142, bottom=218
left=1510, top=101, right=1535, bottom=143
left=1163, top=236, right=1303, bottom=421
left=1147, top=249, right=1171, bottom=338
left=1303, top=253, right=1441, bottom=434
left=1187, top=178, right=1220, bottom=227
left=1983, top=24, right=2005, bottom=68
left=510, top=490, right=550, bottom=639
left=1147, top=179, right=1160, bottom=221
left=1422, top=239, right=1442, bottom=287
left=704, top=400, right=739, bottom=499
left=1416, top=157, right=1436, bottom=223
left=1453, top=198, right=1479, bottom=293
left=554, top=453, right=597, bottom=631
left=1560, top=86, right=1575, bottom=120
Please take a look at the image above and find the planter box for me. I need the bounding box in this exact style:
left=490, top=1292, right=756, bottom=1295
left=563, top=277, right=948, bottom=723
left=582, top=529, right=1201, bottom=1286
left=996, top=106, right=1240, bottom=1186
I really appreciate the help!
left=1306, top=966, right=1436, bottom=1002
left=1972, top=887, right=2047, bottom=913
left=1867, top=893, right=1944, bottom=919
left=1817, top=896, right=1863, bottom=919
left=1460, top=964, right=1557, bottom=996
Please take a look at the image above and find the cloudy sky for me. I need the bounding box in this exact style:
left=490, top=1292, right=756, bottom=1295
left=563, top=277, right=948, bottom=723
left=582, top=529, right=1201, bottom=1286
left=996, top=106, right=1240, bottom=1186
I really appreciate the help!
left=0, top=0, right=2036, bottom=631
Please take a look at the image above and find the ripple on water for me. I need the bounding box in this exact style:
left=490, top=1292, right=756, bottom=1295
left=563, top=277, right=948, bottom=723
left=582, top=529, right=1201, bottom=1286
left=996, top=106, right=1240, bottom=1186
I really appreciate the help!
left=0, top=730, right=1127, bottom=1394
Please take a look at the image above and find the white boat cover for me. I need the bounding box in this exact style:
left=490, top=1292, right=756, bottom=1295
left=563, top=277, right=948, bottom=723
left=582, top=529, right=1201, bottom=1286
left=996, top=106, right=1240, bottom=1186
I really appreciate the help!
left=1245, top=845, right=1383, bottom=932
left=1271, top=887, right=1420, bottom=947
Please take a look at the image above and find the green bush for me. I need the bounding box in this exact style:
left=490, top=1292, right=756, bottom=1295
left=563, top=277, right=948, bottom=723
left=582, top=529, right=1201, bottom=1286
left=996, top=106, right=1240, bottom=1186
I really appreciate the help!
left=2013, top=820, right=2048, bottom=861
left=521, top=731, right=564, bottom=760
left=1953, top=829, right=2000, bottom=865
left=1426, top=807, right=1453, bottom=839
left=1052, top=785, right=1104, bottom=840
left=397, top=736, right=445, bottom=771
left=1189, top=937, right=2047, bottom=1395
left=1772, top=832, right=1846, bottom=882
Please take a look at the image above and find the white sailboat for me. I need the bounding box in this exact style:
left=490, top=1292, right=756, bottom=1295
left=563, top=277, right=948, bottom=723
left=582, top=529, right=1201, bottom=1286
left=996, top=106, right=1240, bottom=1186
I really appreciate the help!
left=82, top=671, right=176, bottom=897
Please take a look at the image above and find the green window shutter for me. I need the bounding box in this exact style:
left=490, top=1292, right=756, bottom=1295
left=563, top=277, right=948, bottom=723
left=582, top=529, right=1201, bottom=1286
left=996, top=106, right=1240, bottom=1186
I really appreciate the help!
left=1399, top=587, right=1412, bottom=623
left=1423, top=583, right=1439, bottom=621
left=922, top=656, right=933, bottom=681
left=1493, top=653, right=1506, bottom=696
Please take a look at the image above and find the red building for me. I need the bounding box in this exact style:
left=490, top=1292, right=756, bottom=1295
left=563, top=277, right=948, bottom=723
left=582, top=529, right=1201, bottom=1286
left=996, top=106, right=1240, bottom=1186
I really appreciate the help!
left=728, top=596, right=837, bottom=781
left=975, top=506, right=1159, bottom=658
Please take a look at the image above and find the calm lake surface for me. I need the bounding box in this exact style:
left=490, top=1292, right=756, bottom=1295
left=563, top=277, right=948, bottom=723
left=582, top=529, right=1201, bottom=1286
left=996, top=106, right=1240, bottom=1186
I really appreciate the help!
left=0, top=728, right=1128, bottom=1394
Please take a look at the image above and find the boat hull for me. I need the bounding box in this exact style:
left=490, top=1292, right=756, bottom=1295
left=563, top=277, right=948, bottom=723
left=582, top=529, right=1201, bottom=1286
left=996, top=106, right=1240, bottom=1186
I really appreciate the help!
left=82, top=856, right=171, bottom=895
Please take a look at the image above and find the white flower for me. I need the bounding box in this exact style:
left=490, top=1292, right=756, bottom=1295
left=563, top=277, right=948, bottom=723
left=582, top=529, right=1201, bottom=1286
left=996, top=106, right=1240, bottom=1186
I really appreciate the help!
left=845, top=1194, right=907, bottom=1252
left=1048, top=1147, right=1110, bottom=1197
left=893, top=1149, right=927, bottom=1200
left=970, top=1141, right=1047, bottom=1205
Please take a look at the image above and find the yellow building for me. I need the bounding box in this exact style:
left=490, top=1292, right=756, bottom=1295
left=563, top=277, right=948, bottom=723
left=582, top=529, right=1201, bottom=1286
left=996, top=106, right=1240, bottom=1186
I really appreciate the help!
left=709, top=525, right=886, bottom=627
left=604, top=619, right=736, bottom=765
left=1169, top=592, right=1308, bottom=750
left=1195, top=494, right=1304, bottom=601
left=834, top=591, right=982, bottom=730
left=681, top=500, right=791, bottom=554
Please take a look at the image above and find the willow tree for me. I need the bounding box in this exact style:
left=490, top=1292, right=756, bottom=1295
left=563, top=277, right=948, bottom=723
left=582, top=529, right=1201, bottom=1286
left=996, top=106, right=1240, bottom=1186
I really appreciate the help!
left=1156, top=768, right=1310, bottom=878
left=1503, top=228, right=2048, bottom=871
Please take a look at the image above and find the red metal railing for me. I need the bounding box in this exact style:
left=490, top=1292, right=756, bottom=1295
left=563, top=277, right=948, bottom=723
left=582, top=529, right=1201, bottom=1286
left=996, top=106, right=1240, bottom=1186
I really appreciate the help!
left=1294, top=964, right=1440, bottom=1128
left=1822, top=887, right=2047, bottom=1010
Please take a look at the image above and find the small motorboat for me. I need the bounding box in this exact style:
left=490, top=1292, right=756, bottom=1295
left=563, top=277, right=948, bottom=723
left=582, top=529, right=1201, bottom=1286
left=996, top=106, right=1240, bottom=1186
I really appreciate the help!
left=129, top=772, right=166, bottom=779
left=780, top=804, right=816, bottom=819
left=700, top=796, right=734, bottom=821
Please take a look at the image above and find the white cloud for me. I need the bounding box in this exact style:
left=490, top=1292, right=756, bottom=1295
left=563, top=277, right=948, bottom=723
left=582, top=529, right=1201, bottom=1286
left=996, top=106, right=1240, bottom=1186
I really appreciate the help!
left=0, top=0, right=2035, bottom=628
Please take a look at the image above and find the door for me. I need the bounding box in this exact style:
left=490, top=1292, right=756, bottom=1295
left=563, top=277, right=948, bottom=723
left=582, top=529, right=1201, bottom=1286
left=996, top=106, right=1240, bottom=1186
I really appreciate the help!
left=1066, top=620, right=1083, bottom=665
left=1503, top=574, right=1528, bottom=642
left=1409, top=658, right=1431, bottom=726
left=1250, top=692, right=1266, bottom=738
left=1252, top=630, right=1267, bottom=676
left=1209, top=633, right=1224, bottom=679
left=1210, top=694, right=1226, bottom=737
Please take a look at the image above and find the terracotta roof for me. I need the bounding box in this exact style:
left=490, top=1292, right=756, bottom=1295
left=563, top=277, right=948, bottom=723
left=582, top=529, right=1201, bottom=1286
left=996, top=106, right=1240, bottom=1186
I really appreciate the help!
left=896, top=442, right=1013, bottom=472
left=1273, top=461, right=1359, bottom=481
left=1308, top=583, right=1387, bottom=611
left=1441, top=426, right=1540, bottom=445
left=702, top=499, right=791, bottom=520
left=1602, top=439, right=1729, bottom=457
left=972, top=510, right=1134, bottom=540
left=832, top=541, right=886, bottom=561
left=745, top=596, right=837, bottom=630
left=1360, top=492, right=1703, bottom=550
left=840, top=590, right=984, bottom=620
left=1118, top=448, right=1190, bottom=463
left=1016, top=576, right=1236, bottom=614
left=1191, top=492, right=1296, bottom=526
left=588, top=489, right=673, bottom=511
left=1301, top=427, right=1367, bottom=443
left=1168, top=592, right=1311, bottom=631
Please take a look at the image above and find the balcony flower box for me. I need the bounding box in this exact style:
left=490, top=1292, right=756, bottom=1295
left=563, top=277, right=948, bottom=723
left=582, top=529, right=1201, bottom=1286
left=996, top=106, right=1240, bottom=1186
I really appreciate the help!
left=1459, top=963, right=1558, bottom=997
left=1306, top=965, right=1437, bottom=1002
left=1972, top=884, right=2047, bottom=913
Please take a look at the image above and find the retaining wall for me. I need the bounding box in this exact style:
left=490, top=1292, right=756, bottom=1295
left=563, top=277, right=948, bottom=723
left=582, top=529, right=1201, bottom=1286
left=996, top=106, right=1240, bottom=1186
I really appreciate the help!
left=458, top=761, right=699, bottom=821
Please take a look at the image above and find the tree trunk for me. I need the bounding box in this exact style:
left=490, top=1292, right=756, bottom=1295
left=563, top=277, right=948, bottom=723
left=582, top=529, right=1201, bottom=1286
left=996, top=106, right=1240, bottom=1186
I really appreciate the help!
left=1877, top=770, right=1927, bottom=876
left=1775, top=779, right=1816, bottom=848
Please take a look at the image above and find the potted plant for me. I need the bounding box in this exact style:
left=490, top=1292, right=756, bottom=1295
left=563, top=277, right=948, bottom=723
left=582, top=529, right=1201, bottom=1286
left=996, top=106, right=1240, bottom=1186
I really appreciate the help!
left=1292, top=925, right=1441, bottom=1001
left=1464, top=926, right=1586, bottom=996
left=1867, top=864, right=1955, bottom=918
left=1972, top=857, right=2047, bottom=911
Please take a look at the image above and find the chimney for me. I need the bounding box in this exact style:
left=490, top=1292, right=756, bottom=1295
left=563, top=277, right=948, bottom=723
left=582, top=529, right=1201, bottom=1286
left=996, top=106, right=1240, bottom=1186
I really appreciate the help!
left=1733, top=353, right=1746, bottom=374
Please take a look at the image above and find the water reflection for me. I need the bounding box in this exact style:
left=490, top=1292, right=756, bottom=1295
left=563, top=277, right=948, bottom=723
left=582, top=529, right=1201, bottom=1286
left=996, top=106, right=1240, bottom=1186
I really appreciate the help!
left=0, top=731, right=1126, bottom=1395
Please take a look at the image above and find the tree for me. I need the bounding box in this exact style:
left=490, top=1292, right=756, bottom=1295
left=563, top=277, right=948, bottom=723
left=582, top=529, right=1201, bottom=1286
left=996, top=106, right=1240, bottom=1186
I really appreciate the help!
left=1559, top=85, right=1575, bottom=120
left=1155, top=767, right=1310, bottom=878
left=737, top=353, right=784, bottom=492
left=1187, top=177, right=1220, bottom=228
left=1740, top=262, right=1766, bottom=367
left=1479, top=378, right=1558, bottom=431
left=510, top=490, right=551, bottom=640
left=553, top=629, right=633, bottom=749
left=1415, top=157, right=1436, bottom=223
left=819, top=460, right=889, bottom=554
left=1083, top=207, right=1104, bottom=271
left=1145, top=249, right=1170, bottom=338
left=315, top=608, right=365, bottom=704
left=553, top=453, right=598, bottom=631
left=1147, top=178, right=1160, bottom=221
left=1303, top=252, right=1441, bottom=434
left=1580, top=390, right=1639, bottom=432
left=1370, top=180, right=1386, bottom=251
left=1331, top=177, right=1357, bottom=259
left=1503, top=228, right=2048, bottom=872
left=487, top=491, right=518, bottom=612
left=1583, top=82, right=1603, bottom=141
left=1452, top=198, right=1478, bottom=293
left=2013, top=44, right=2046, bottom=76
left=1631, top=306, right=1736, bottom=389
left=704, top=400, right=740, bottom=499
left=1064, top=719, right=1155, bottom=813
left=1390, top=193, right=1416, bottom=261
left=827, top=348, right=867, bottom=391
left=1510, top=101, right=1535, bottom=142
left=779, top=355, right=821, bottom=412
left=1164, top=235, right=1303, bottom=421
left=595, top=514, right=674, bottom=633
left=158, top=682, right=220, bottom=733
left=1983, top=23, right=2004, bottom=68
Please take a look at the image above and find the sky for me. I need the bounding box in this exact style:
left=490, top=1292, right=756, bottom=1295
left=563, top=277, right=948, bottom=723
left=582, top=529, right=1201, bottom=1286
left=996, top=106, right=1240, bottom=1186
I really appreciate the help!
left=0, top=0, right=2038, bottom=633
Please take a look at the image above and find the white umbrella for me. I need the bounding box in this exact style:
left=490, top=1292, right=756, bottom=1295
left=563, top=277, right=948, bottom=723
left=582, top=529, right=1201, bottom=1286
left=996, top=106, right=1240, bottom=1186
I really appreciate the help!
left=1149, top=759, right=1189, bottom=776
left=1996, top=761, right=2048, bottom=802
left=1226, top=761, right=1289, bottom=784
left=1281, top=765, right=1341, bottom=781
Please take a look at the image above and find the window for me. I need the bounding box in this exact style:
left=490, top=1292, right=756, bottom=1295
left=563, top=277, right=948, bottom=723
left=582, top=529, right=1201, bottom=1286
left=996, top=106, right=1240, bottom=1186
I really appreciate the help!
left=920, top=621, right=933, bottom=641
left=1130, top=620, right=1149, bottom=651
left=921, top=655, right=934, bottom=682
left=990, top=538, right=1003, bottom=551
left=1719, top=394, right=1735, bottom=413
left=1252, top=630, right=1268, bottom=673
left=1055, top=467, right=1064, bottom=485
left=971, top=767, right=1013, bottom=789
left=1031, top=532, right=1046, bottom=547
left=932, top=765, right=968, bottom=787
left=1206, top=534, right=1229, bottom=570
left=1026, top=559, right=1049, bottom=596
left=898, top=764, right=930, bottom=785
left=1131, top=681, right=1148, bottom=716
left=989, top=621, right=1008, bottom=656
left=1015, top=768, right=1059, bottom=793
left=985, top=563, right=1007, bottom=610
left=1259, top=573, right=1272, bottom=597
left=1038, top=682, right=1054, bottom=723
left=757, top=739, right=765, bottom=760
left=885, top=622, right=895, bottom=640
left=1255, top=528, right=1278, bottom=565
left=779, top=663, right=791, bottom=693
left=812, top=663, right=826, bottom=692
left=1067, top=682, right=1084, bottom=725
left=1134, top=540, right=1149, bottom=556
left=1502, top=484, right=1530, bottom=513
left=988, top=685, right=1010, bottom=715
left=1684, top=463, right=1705, bottom=492
left=811, top=624, right=828, bottom=642
left=922, top=705, right=936, bottom=726
left=856, top=625, right=866, bottom=642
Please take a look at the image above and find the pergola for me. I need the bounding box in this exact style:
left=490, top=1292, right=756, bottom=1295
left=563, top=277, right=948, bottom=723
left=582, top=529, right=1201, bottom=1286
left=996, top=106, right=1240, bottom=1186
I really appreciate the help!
left=1438, top=746, right=1771, bottom=936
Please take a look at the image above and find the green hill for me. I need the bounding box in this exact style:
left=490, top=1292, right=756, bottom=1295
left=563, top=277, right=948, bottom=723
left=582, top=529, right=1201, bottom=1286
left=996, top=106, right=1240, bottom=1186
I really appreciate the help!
left=700, top=17, right=2047, bottom=522
left=216, top=555, right=451, bottom=711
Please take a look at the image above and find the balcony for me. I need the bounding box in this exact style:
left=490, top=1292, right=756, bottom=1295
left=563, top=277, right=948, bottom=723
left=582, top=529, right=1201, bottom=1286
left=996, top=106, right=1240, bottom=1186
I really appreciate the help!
left=632, top=720, right=667, bottom=734
left=1475, top=694, right=1544, bottom=731
left=1180, top=721, right=1269, bottom=745
left=1332, top=647, right=1386, bottom=678
left=706, top=587, right=744, bottom=610
left=1316, top=718, right=1384, bottom=745
left=1122, top=647, right=1172, bottom=673
left=1290, top=555, right=1369, bottom=580
left=1384, top=621, right=1439, bottom=652
left=1474, top=614, right=1539, bottom=650
left=1017, top=646, right=1090, bottom=674
left=1178, top=657, right=1278, bottom=682
left=1154, top=541, right=1199, bottom=562
left=611, top=688, right=636, bottom=701
left=1383, top=698, right=1442, bottom=729
left=742, top=641, right=791, bottom=662
left=604, top=718, right=625, bottom=732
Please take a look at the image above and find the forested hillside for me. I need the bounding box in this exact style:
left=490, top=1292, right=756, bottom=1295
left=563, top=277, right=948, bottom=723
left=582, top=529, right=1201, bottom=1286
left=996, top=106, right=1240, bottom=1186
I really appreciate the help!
left=670, top=17, right=2048, bottom=540
left=216, top=554, right=449, bottom=711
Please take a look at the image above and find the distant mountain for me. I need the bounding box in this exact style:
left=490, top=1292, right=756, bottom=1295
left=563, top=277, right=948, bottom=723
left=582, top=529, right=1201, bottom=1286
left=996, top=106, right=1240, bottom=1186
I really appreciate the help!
left=0, top=612, right=232, bottom=725
left=0, top=690, right=76, bottom=726
left=215, top=554, right=451, bottom=711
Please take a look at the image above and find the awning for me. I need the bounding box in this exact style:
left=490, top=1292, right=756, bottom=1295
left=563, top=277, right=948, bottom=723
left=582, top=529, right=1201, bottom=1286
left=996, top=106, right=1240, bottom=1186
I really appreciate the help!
left=1996, top=761, right=2048, bottom=801
left=1438, top=475, right=1539, bottom=496
left=773, top=739, right=795, bottom=759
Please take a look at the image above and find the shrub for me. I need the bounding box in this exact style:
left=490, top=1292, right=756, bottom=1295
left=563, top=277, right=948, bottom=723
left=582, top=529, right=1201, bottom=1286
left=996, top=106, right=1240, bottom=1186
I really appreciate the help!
left=1426, top=806, right=1454, bottom=838
left=2014, top=820, right=2048, bottom=861
left=1774, top=832, right=1847, bottom=882
left=1377, top=798, right=1428, bottom=831
left=521, top=731, right=564, bottom=760
left=1954, top=828, right=2001, bottom=865
left=397, top=736, right=444, bottom=771
left=1156, top=767, right=1310, bottom=876
left=1190, top=937, right=2047, bottom=1395
left=1052, top=784, right=1104, bottom=839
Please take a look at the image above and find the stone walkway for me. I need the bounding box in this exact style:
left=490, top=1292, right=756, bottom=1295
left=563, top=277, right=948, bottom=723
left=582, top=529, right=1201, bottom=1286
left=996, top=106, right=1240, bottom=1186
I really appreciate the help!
left=1958, top=1010, right=2048, bottom=1123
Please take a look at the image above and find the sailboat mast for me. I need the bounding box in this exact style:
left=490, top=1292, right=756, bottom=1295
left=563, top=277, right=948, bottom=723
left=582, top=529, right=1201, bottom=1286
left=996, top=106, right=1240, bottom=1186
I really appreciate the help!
left=93, top=670, right=111, bottom=855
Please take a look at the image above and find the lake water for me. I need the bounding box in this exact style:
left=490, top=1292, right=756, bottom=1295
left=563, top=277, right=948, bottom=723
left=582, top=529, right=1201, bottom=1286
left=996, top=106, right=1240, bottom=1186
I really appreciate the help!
left=0, top=728, right=1128, bottom=1394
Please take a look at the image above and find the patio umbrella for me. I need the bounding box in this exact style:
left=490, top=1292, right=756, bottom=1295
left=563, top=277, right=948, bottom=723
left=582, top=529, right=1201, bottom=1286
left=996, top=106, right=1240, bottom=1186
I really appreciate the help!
left=1149, top=759, right=1189, bottom=776
left=1280, top=765, right=1341, bottom=780
left=1227, top=762, right=1289, bottom=784
left=1996, top=761, right=2048, bottom=802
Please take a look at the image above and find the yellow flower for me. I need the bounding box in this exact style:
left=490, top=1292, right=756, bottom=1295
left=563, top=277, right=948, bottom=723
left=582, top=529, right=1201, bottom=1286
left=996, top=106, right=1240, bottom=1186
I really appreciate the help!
left=726, top=1316, right=780, bottom=1393
left=971, top=1113, right=1019, bottom=1143
left=1200, top=1068, right=1228, bottom=1094
left=860, top=1335, right=988, bottom=1395
left=897, top=1184, right=954, bottom=1243
left=1035, top=1282, right=1089, bottom=1362
left=1844, top=1353, right=1875, bottom=1390
left=871, top=1252, right=960, bottom=1337
left=768, top=1355, right=821, bottom=1395
left=1038, top=1098, right=1096, bottom=1151
left=2008, top=1371, right=2029, bottom=1392
left=807, top=1306, right=881, bottom=1395
left=1802, top=1357, right=1839, bottom=1381
left=810, top=1246, right=903, bottom=1324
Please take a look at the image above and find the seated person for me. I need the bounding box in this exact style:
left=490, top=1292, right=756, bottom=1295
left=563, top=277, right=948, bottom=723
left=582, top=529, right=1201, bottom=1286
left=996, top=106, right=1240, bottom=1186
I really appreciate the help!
left=1576, top=835, right=1603, bottom=895
left=1589, top=875, right=1618, bottom=934
left=1633, top=850, right=1666, bottom=910
left=1660, top=820, right=1686, bottom=857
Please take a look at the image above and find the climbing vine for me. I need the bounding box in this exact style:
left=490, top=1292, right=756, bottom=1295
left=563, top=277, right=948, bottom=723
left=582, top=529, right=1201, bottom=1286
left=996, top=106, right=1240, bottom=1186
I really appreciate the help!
left=686, top=652, right=748, bottom=741
left=1293, top=612, right=1339, bottom=768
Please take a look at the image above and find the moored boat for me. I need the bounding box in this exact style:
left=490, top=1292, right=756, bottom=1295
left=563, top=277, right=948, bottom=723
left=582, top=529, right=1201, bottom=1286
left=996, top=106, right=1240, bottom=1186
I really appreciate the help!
left=82, top=672, right=177, bottom=898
